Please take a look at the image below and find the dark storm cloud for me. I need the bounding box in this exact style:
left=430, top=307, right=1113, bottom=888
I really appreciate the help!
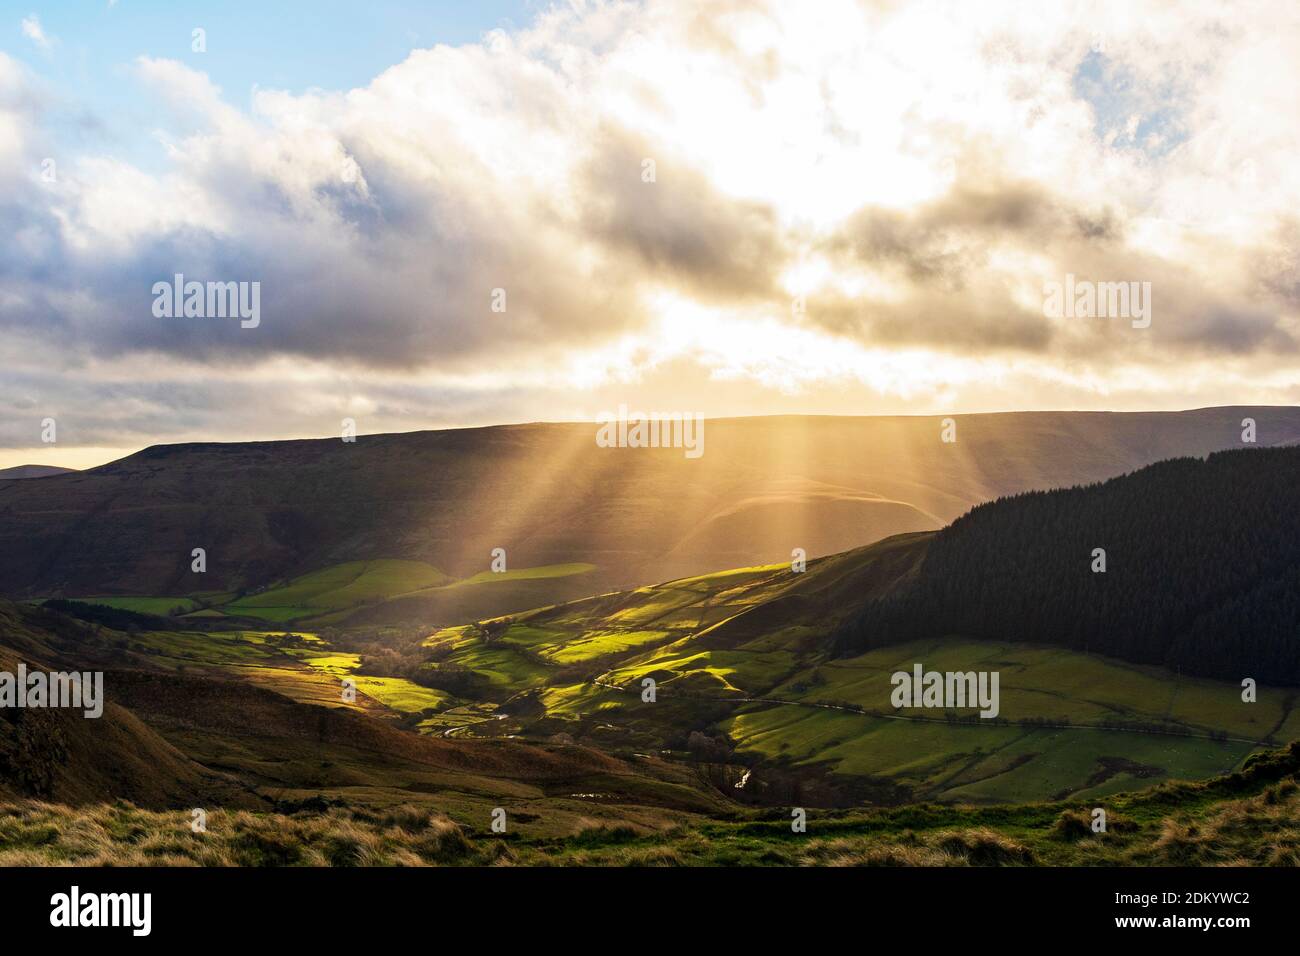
left=809, top=287, right=1056, bottom=352
left=578, top=125, right=786, bottom=303
left=827, top=181, right=1123, bottom=290
left=808, top=178, right=1296, bottom=360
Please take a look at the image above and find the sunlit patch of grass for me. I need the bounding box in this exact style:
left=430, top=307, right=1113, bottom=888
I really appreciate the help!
left=222, top=560, right=451, bottom=621
left=540, top=629, right=675, bottom=664
left=352, top=676, right=455, bottom=714
left=295, top=652, right=455, bottom=714
left=452, top=563, right=597, bottom=587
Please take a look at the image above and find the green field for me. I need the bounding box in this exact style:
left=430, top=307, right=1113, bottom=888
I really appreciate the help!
left=219, top=559, right=596, bottom=624
left=416, top=545, right=1295, bottom=803
left=92, top=624, right=453, bottom=722
left=222, top=560, right=450, bottom=620
left=289, top=650, right=457, bottom=715
left=70, top=558, right=599, bottom=627
left=65, top=539, right=1300, bottom=805
left=78, top=596, right=200, bottom=615
left=452, top=563, right=597, bottom=587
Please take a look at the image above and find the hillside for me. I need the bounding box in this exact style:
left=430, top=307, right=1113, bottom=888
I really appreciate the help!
left=2, top=540, right=1296, bottom=859
left=0, top=465, right=76, bottom=480
left=0, top=602, right=247, bottom=809
left=405, top=531, right=1295, bottom=806
left=5, top=741, right=1298, bottom=866
left=834, top=446, right=1300, bottom=684
left=1, top=437, right=1298, bottom=858
left=10, top=442, right=1292, bottom=810
left=1, top=407, right=1295, bottom=612
left=0, top=599, right=720, bottom=829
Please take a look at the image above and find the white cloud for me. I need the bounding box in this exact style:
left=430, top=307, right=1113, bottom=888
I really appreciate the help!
left=20, top=14, right=52, bottom=51
left=2, top=0, right=1299, bottom=452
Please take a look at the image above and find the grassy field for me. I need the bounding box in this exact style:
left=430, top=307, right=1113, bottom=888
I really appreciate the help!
left=116, top=628, right=305, bottom=669
left=80, top=595, right=200, bottom=615
left=208, top=556, right=595, bottom=624
left=298, top=650, right=458, bottom=714
left=221, top=560, right=451, bottom=621
left=56, top=539, right=1299, bottom=806
left=696, top=637, right=1286, bottom=801
left=415, top=545, right=1294, bottom=803
left=101, top=626, right=450, bottom=722
left=64, top=558, right=599, bottom=627
left=452, top=563, right=598, bottom=587
left=4, top=742, right=1297, bottom=866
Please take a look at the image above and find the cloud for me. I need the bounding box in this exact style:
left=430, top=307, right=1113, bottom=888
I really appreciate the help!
left=20, top=14, right=52, bottom=51
left=1, top=0, right=1299, bottom=456
left=577, top=124, right=784, bottom=302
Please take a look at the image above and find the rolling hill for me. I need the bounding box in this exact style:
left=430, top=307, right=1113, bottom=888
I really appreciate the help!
left=0, top=601, right=249, bottom=809
left=376, top=445, right=1298, bottom=804
left=834, top=445, right=1300, bottom=683
left=7, top=441, right=1294, bottom=810
left=1, top=407, right=1295, bottom=625
left=1, top=439, right=1297, bottom=864
left=410, top=533, right=1297, bottom=806
left=0, top=465, right=76, bottom=480
left=0, top=598, right=722, bottom=833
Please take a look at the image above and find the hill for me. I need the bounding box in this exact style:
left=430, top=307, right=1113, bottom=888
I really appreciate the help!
left=834, top=446, right=1300, bottom=684
left=378, top=446, right=1300, bottom=803
left=408, top=532, right=1296, bottom=806
left=0, top=602, right=247, bottom=809
left=0, top=599, right=720, bottom=830
left=1, top=407, right=1295, bottom=619
left=4, top=579, right=1296, bottom=863
left=6, top=740, right=1298, bottom=865
left=0, top=465, right=76, bottom=480
left=2, top=437, right=1298, bottom=858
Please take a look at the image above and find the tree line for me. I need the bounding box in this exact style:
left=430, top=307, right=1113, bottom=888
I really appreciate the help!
left=833, top=447, right=1300, bottom=684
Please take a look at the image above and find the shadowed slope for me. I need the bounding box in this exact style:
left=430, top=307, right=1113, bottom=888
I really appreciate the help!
left=1, top=408, right=1294, bottom=607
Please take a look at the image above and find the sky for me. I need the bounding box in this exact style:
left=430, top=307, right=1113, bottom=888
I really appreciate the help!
left=1, top=0, right=1298, bottom=469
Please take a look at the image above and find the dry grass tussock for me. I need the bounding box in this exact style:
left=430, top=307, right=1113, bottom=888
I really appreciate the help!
left=0, top=801, right=475, bottom=867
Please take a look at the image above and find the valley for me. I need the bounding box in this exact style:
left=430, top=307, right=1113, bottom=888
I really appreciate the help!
left=1, top=417, right=1297, bottom=867
left=28, top=522, right=1294, bottom=812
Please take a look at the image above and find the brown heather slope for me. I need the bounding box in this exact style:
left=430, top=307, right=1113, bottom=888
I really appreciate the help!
left=0, top=606, right=246, bottom=809
left=109, top=668, right=626, bottom=782
left=0, top=600, right=718, bottom=816
left=1, top=407, right=1296, bottom=603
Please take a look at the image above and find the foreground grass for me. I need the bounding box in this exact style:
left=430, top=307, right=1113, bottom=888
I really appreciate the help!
left=3, top=744, right=1297, bottom=867
left=0, top=803, right=484, bottom=867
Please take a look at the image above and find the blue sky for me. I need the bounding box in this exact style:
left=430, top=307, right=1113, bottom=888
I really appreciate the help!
left=8, top=0, right=541, bottom=168
left=1071, top=49, right=1187, bottom=159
